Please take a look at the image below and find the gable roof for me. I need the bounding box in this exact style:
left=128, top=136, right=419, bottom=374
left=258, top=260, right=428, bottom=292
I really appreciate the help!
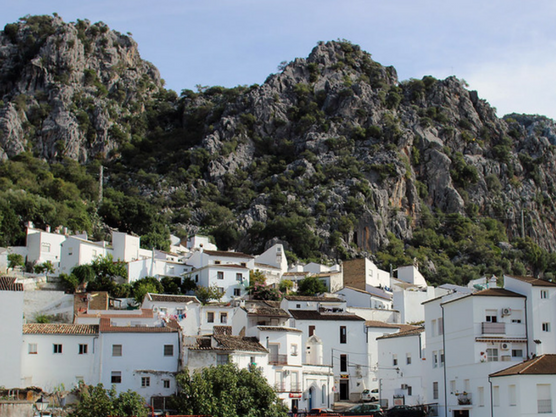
left=244, top=301, right=290, bottom=318
left=365, top=320, right=404, bottom=329
left=440, top=288, right=524, bottom=306
left=188, top=335, right=268, bottom=353
left=490, top=354, right=556, bottom=377
left=289, top=310, right=365, bottom=321
left=23, top=323, right=99, bottom=335
left=377, top=326, right=424, bottom=340
left=148, top=294, right=200, bottom=303
left=0, top=277, right=23, bottom=291
left=506, top=275, right=556, bottom=287
left=203, top=250, right=254, bottom=259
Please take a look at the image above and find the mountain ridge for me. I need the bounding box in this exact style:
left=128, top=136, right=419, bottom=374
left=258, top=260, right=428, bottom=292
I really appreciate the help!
left=1, top=15, right=556, bottom=285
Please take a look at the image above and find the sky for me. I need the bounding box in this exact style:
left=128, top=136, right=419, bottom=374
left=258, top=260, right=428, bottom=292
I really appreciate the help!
left=2, top=0, right=556, bottom=119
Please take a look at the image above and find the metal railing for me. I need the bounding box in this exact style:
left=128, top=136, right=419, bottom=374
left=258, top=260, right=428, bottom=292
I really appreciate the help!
left=482, top=322, right=505, bottom=334
left=269, top=354, right=288, bottom=365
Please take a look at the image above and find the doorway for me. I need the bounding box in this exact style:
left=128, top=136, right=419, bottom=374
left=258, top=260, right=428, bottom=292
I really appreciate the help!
left=340, top=380, right=349, bottom=400
left=453, top=410, right=469, bottom=417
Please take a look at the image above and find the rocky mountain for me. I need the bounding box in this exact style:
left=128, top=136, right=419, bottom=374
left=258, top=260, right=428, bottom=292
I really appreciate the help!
left=2, top=15, right=556, bottom=284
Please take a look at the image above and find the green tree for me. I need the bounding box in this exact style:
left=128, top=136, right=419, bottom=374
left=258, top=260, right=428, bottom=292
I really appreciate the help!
left=297, top=275, right=328, bottom=296
left=194, top=285, right=223, bottom=304
left=68, top=383, right=147, bottom=417
left=170, top=364, right=287, bottom=417
left=132, top=276, right=164, bottom=304
left=8, top=253, right=24, bottom=271
left=34, top=260, right=55, bottom=276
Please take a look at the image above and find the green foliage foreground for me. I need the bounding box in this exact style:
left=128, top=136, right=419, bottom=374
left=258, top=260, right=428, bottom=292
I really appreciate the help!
left=170, top=364, right=288, bottom=417
left=68, top=383, right=147, bottom=417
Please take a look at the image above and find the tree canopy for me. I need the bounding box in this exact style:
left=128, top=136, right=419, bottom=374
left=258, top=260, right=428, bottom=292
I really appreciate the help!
left=170, top=364, right=287, bottom=417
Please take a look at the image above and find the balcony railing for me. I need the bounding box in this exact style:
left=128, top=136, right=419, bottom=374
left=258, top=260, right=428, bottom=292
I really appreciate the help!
left=290, top=383, right=302, bottom=392
left=269, top=354, right=288, bottom=365
left=538, top=399, right=552, bottom=413
left=482, top=322, right=505, bottom=335
left=457, top=393, right=472, bottom=405
left=274, top=382, right=286, bottom=392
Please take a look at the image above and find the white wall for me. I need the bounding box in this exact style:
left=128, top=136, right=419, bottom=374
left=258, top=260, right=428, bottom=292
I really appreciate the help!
left=0, top=287, right=24, bottom=388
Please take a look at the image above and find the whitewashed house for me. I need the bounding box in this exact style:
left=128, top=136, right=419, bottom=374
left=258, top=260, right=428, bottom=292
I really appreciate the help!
left=185, top=250, right=254, bottom=302
left=342, top=258, right=391, bottom=292
left=199, top=303, right=237, bottom=335
left=377, top=326, right=426, bottom=409
left=59, top=235, right=111, bottom=274
left=489, top=354, right=556, bottom=416
left=283, top=295, right=367, bottom=401
left=98, top=317, right=180, bottom=404
left=335, top=286, right=393, bottom=310
left=253, top=243, right=289, bottom=286
left=0, top=277, right=24, bottom=388
left=21, top=323, right=100, bottom=390
left=141, top=293, right=201, bottom=335
left=24, top=225, right=68, bottom=272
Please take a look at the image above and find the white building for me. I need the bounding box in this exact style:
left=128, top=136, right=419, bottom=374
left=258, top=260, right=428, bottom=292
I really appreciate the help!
left=489, top=354, right=556, bottom=417
left=0, top=277, right=24, bottom=388
left=21, top=323, right=100, bottom=390
left=342, top=258, right=391, bottom=292
left=377, top=326, right=426, bottom=409
left=253, top=243, right=289, bottom=286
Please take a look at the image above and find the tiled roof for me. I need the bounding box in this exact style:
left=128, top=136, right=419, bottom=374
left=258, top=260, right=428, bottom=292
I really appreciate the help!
left=148, top=294, right=200, bottom=303
left=99, top=318, right=178, bottom=333
left=288, top=310, right=365, bottom=321
left=204, top=250, right=254, bottom=259
left=377, top=326, right=424, bottom=340
left=506, top=275, right=556, bottom=287
left=258, top=326, right=303, bottom=333
left=214, top=326, right=232, bottom=335
left=244, top=301, right=290, bottom=318
left=213, top=335, right=267, bottom=352
left=473, top=288, right=525, bottom=297
left=490, top=354, right=556, bottom=377
left=76, top=308, right=154, bottom=319
left=365, top=321, right=403, bottom=329
left=0, top=277, right=23, bottom=291
left=23, top=323, right=99, bottom=335
left=285, top=295, right=344, bottom=302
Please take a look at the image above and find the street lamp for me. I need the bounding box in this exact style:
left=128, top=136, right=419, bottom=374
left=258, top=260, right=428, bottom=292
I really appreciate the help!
left=35, top=396, right=48, bottom=417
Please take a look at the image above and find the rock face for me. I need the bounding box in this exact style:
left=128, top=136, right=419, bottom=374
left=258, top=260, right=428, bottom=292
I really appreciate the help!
left=0, top=15, right=161, bottom=162
left=2, top=19, right=556, bottom=262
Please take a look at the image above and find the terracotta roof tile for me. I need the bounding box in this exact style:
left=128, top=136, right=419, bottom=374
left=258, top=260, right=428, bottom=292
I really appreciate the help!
left=213, top=335, right=267, bottom=352
left=490, top=354, right=556, bottom=377
left=289, top=310, right=365, bottom=321
left=506, top=275, right=556, bottom=287
left=0, top=277, right=23, bottom=291
left=258, top=326, right=303, bottom=333
left=377, top=326, right=424, bottom=340
left=365, top=320, right=403, bottom=329
left=149, top=294, right=200, bottom=303
left=23, top=323, right=99, bottom=335
left=285, top=295, right=344, bottom=302
left=204, top=250, right=254, bottom=259
left=99, top=317, right=178, bottom=333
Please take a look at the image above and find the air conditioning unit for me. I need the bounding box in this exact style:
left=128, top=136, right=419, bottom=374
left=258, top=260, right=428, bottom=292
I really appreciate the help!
left=501, top=307, right=512, bottom=317
left=501, top=343, right=510, bottom=351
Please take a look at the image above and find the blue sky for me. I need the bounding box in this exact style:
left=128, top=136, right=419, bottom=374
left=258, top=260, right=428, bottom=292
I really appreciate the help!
left=2, top=0, right=556, bottom=119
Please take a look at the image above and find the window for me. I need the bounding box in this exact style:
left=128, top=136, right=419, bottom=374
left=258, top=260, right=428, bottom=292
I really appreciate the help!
left=111, top=371, right=121, bottom=384
left=512, top=349, right=523, bottom=358
left=493, top=386, right=500, bottom=407
left=217, top=354, right=229, bottom=365
left=309, top=325, right=315, bottom=337
left=486, top=310, right=498, bottom=322
left=207, top=312, right=214, bottom=323
left=340, top=326, right=347, bottom=344
left=79, top=344, right=88, bottom=354
left=541, top=290, right=549, bottom=299
left=112, top=344, right=122, bottom=356
left=233, top=288, right=241, bottom=296
left=487, top=348, right=498, bottom=362
left=509, top=385, right=516, bottom=406
left=163, top=379, right=170, bottom=389
left=431, top=319, right=437, bottom=337
left=407, top=386, right=412, bottom=396
left=68, top=247, right=73, bottom=256
left=440, top=350, right=445, bottom=367
left=538, top=384, right=552, bottom=413
left=41, top=242, right=51, bottom=253
left=296, top=304, right=301, bottom=309
left=215, top=260, right=221, bottom=265
left=406, top=353, right=412, bottom=365
left=220, top=312, right=228, bottom=324
left=291, top=344, right=298, bottom=356
left=438, top=318, right=444, bottom=335
left=433, top=351, right=438, bottom=368
left=478, top=386, right=485, bottom=407
left=195, top=274, right=199, bottom=283
left=241, top=262, right=247, bottom=267
left=28, top=343, right=37, bottom=354
left=217, top=271, right=224, bottom=279
left=164, top=345, right=174, bottom=356
left=141, top=377, right=150, bottom=387
left=433, top=382, right=438, bottom=400
left=340, top=354, right=348, bottom=372
left=543, top=322, right=551, bottom=332
left=236, top=273, right=243, bottom=281
left=392, top=354, right=398, bottom=366
left=53, top=344, right=62, bottom=354
left=217, top=287, right=224, bottom=294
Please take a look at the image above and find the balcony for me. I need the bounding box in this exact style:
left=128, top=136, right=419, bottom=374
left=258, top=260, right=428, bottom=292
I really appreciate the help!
left=457, top=393, right=472, bottom=405
left=290, top=383, right=302, bottom=392
left=482, top=322, right=505, bottom=335
left=274, top=382, right=286, bottom=392
left=269, top=354, right=288, bottom=365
